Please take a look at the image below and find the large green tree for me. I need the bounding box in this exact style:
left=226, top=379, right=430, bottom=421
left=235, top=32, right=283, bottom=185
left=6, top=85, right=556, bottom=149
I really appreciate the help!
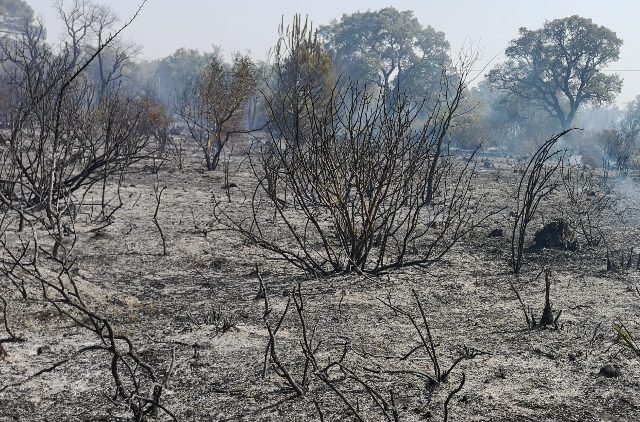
left=488, top=15, right=623, bottom=129
left=319, top=7, right=449, bottom=96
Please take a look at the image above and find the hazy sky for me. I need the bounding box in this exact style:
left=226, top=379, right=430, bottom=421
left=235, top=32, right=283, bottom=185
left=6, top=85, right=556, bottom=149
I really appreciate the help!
left=27, top=0, right=640, bottom=105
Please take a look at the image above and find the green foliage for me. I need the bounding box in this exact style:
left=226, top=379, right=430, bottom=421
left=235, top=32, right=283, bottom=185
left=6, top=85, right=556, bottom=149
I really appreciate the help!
left=154, top=48, right=215, bottom=105
left=613, top=322, right=640, bottom=357
left=319, top=7, right=449, bottom=97
left=275, top=15, right=334, bottom=96
left=450, top=80, right=559, bottom=152
left=267, top=15, right=335, bottom=143
left=200, top=53, right=259, bottom=131
left=0, top=0, right=34, bottom=48
left=618, top=95, right=640, bottom=141
left=488, top=15, right=623, bottom=129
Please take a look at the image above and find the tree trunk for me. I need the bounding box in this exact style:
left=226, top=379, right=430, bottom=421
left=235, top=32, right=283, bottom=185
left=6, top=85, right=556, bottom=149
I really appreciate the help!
left=204, top=149, right=213, bottom=171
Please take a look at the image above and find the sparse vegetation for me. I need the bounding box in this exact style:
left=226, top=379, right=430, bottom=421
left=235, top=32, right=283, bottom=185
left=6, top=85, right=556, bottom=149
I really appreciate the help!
left=510, top=130, right=570, bottom=274
left=509, top=268, right=563, bottom=330
left=1, top=3, right=639, bottom=421
left=562, top=166, right=615, bottom=246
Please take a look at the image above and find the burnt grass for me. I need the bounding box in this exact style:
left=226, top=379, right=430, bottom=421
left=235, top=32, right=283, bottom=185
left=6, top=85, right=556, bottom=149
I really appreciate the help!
left=1, top=142, right=640, bottom=421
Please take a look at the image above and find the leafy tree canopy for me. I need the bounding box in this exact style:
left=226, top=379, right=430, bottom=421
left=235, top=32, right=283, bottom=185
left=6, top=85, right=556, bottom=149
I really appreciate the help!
left=154, top=48, right=216, bottom=105
left=319, top=7, right=450, bottom=96
left=488, top=15, right=623, bottom=129
left=0, top=0, right=34, bottom=34
left=0, top=0, right=33, bottom=21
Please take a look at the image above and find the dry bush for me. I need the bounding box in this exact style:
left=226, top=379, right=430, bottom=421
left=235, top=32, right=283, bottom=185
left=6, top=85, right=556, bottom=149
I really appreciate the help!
left=186, top=304, right=237, bottom=333
left=215, top=53, right=499, bottom=275
left=511, top=130, right=572, bottom=274
left=561, top=165, right=616, bottom=246
left=0, top=14, right=156, bottom=257
left=530, top=219, right=576, bottom=251
left=256, top=269, right=481, bottom=421
left=606, top=247, right=639, bottom=272
left=140, top=94, right=175, bottom=173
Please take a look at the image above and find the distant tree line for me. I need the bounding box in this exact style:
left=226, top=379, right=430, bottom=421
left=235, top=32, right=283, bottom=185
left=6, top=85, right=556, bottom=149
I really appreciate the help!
left=1, top=2, right=637, bottom=170
left=141, top=8, right=636, bottom=169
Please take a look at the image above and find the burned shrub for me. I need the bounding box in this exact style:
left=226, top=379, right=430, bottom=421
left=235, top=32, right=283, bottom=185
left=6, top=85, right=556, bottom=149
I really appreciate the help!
left=531, top=220, right=577, bottom=251
left=606, top=248, right=639, bottom=272
left=509, top=268, right=563, bottom=330
left=599, top=364, right=622, bottom=378
left=214, top=48, right=499, bottom=275
left=562, top=166, right=615, bottom=246
left=511, top=130, right=571, bottom=274
left=0, top=18, right=155, bottom=257
left=488, top=228, right=504, bottom=238
left=186, top=305, right=237, bottom=333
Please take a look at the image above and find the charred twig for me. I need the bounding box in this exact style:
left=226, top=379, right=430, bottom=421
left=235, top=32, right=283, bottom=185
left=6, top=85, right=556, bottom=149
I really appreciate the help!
left=509, top=278, right=532, bottom=328
left=510, top=268, right=562, bottom=329
left=380, top=289, right=484, bottom=384
left=0, top=344, right=106, bottom=393
left=257, top=267, right=303, bottom=395
left=443, top=372, right=466, bottom=422
left=0, top=294, right=24, bottom=356
left=316, top=371, right=365, bottom=422
left=314, top=400, right=325, bottom=422
left=152, top=184, right=167, bottom=256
